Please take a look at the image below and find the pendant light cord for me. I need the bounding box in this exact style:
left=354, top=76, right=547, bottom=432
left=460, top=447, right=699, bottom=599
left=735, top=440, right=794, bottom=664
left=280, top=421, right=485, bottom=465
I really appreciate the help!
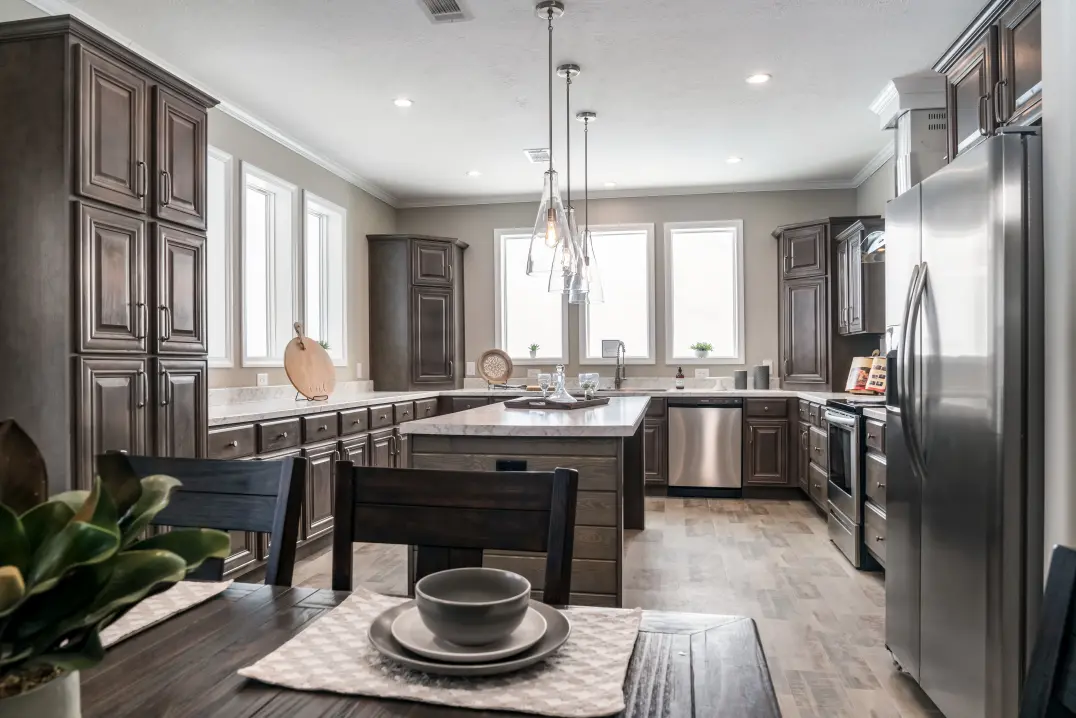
left=565, top=71, right=571, bottom=209
left=547, top=10, right=553, bottom=177
left=583, top=117, right=589, bottom=260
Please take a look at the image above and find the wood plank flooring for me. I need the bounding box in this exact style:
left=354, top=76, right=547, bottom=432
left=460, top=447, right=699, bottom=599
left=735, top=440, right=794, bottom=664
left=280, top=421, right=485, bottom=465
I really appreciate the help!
left=291, top=496, right=942, bottom=718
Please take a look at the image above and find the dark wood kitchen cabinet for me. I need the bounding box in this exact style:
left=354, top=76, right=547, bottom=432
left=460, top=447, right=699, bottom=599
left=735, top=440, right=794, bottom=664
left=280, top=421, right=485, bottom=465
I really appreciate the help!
left=0, top=16, right=217, bottom=494
left=744, top=419, right=790, bottom=487
left=368, top=235, right=467, bottom=390
left=302, top=440, right=338, bottom=542
left=782, top=277, right=827, bottom=384
left=643, top=418, right=666, bottom=486
left=369, top=428, right=395, bottom=468
left=223, top=530, right=260, bottom=577
left=779, top=224, right=826, bottom=280
left=836, top=219, right=885, bottom=336
left=797, top=420, right=811, bottom=493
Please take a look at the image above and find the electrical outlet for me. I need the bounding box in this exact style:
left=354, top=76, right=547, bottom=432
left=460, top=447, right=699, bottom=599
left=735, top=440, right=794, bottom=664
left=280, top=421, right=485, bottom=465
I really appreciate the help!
left=256, top=373, right=269, bottom=387
left=466, top=361, right=476, bottom=376
left=527, top=368, right=539, bottom=379
left=694, top=368, right=709, bottom=379
left=762, top=358, right=773, bottom=369
left=355, top=363, right=363, bottom=378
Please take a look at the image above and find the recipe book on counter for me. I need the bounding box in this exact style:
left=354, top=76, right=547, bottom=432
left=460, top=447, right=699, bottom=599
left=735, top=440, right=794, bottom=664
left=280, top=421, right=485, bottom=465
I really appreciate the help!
left=845, top=351, right=886, bottom=394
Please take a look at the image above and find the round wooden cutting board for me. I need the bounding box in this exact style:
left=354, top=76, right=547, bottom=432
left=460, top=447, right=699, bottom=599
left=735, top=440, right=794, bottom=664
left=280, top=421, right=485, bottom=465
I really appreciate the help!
left=284, top=323, right=336, bottom=400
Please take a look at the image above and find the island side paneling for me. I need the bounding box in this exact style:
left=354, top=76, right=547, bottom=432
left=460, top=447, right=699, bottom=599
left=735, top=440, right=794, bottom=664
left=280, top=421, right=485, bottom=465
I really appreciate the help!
left=409, top=435, right=624, bottom=607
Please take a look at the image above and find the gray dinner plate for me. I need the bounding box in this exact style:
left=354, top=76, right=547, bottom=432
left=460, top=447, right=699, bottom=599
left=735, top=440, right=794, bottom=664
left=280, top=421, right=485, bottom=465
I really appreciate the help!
left=368, top=599, right=571, bottom=677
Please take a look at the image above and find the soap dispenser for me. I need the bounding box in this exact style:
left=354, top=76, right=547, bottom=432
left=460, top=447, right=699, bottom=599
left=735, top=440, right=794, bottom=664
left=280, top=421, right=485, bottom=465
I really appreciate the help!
left=675, top=366, right=685, bottom=390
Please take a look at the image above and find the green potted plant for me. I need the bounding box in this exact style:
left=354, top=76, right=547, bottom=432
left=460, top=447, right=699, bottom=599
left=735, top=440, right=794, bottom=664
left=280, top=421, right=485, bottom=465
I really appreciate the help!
left=0, top=421, right=230, bottom=717
left=690, top=342, right=713, bottom=359
left=528, top=343, right=540, bottom=359
left=317, top=339, right=330, bottom=352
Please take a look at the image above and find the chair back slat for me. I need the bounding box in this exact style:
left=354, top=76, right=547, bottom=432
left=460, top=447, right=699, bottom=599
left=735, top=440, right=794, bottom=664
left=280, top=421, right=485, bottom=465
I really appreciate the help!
left=333, top=463, right=578, bottom=605
left=95, top=453, right=306, bottom=587
left=1021, top=544, right=1076, bottom=718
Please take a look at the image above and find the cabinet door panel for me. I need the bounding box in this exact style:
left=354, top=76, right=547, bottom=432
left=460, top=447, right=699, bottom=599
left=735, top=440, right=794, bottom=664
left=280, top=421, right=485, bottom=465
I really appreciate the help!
left=77, top=45, right=148, bottom=212
left=798, top=421, right=811, bottom=492
left=412, top=240, right=453, bottom=286
left=154, top=359, right=207, bottom=458
left=945, top=28, right=997, bottom=160
left=223, top=530, right=259, bottom=577
left=76, top=358, right=148, bottom=490
left=412, top=287, right=453, bottom=383
left=745, top=419, right=790, bottom=486
left=341, top=435, right=368, bottom=466
left=155, top=224, right=207, bottom=354
left=78, top=204, right=147, bottom=352
left=782, top=277, right=827, bottom=383
left=836, top=239, right=849, bottom=335
left=394, top=431, right=410, bottom=469
left=999, top=0, right=1041, bottom=126
left=781, top=225, right=825, bottom=279
left=370, top=430, right=394, bottom=468
left=155, top=87, right=208, bottom=229
left=848, top=235, right=864, bottom=333
left=303, top=442, right=337, bottom=542
left=643, top=418, right=666, bottom=485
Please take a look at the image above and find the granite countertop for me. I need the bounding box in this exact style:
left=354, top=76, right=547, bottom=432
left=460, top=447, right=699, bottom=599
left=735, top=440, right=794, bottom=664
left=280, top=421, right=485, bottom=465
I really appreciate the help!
left=398, top=396, right=651, bottom=438
left=862, top=407, right=887, bottom=422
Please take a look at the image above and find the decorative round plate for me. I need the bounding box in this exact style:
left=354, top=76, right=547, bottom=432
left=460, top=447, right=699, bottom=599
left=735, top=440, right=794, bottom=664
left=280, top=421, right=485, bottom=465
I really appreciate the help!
left=478, top=349, right=513, bottom=385
left=283, top=322, right=336, bottom=400
left=368, top=600, right=570, bottom=677
left=390, top=605, right=547, bottom=664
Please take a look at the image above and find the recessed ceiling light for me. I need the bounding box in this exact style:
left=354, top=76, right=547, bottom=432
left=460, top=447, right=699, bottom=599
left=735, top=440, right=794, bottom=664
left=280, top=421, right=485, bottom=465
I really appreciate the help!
left=745, top=73, right=771, bottom=84
left=604, top=182, right=617, bottom=188
left=466, top=170, right=482, bottom=177
left=393, top=97, right=413, bottom=107
left=727, top=156, right=743, bottom=164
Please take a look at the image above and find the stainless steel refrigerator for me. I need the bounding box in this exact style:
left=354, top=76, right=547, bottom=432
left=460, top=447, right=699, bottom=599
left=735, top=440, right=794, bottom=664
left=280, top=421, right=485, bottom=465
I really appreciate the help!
left=885, top=130, right=1044, bottom=718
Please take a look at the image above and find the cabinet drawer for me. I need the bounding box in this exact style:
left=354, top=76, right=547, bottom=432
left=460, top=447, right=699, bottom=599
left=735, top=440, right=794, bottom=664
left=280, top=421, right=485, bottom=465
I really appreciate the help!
left=302, top=412, right=339, bottom=443
left=646, top=398, right=666, bottom=417
left=369, top=404, right=394, bottom=430
left=807, top=403, right=821, bottom=426
left=808, top=462, right=827, bottom=507
left=864, top=502, right=887, bottom=567
left=208, top=424, right=256, bottom=459
left=576, top=492, right=617, bottom=527
left=339, top=407, right=368, bottom=435
left=415, top=398, right=439, bottom=419
left=394, top=401, right=416, bottom=424
left=797, top=401, right=809, bottom=422
left=865, top=419, right=885, bottom=453
left=746, top=399, right=787, bottom=418
left=809, top=426, right=828, bottom=468
left=449, top=397, right=489, bottom=413
left=257, top=418, right=300, bottom=454
left=865, top=452, right=887, bottom=511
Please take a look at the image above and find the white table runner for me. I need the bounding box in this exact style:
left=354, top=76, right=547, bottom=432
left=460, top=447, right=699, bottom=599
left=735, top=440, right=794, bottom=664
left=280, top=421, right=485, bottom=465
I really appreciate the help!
left=238, top=588, right=643, bottom=718
left=101, top=580, right=233, bottom=648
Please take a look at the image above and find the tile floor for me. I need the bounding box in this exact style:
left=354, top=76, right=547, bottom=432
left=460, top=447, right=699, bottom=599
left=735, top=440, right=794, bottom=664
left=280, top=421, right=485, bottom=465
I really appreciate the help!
left=291, top=496, right=942, bottom=717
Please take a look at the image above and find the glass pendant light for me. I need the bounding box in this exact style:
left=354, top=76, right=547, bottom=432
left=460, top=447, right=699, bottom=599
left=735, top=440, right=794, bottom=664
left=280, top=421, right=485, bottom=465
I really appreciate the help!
left=525, top=1, right=571, bottom=278
left=570, top=111, right=603, bottom=304
left=553, top=61, right=585, bottom=296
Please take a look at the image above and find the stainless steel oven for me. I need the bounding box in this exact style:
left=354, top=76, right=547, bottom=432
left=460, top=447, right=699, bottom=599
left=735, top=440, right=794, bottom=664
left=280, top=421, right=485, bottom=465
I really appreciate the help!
left=825, top=405, right=863, bottom=566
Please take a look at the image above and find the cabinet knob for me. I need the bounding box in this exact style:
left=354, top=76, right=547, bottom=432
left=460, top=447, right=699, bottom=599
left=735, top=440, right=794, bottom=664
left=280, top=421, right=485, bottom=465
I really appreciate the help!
left=877, top=481, right=886, bottom=489
left=319, top=425, right=327, bottom=431
left=352, top=419, right=361, bottom=425
left=874, top=536, right=885, bottom=542
left=867, top=432, right=877, bottom=440
left=763, top=406, right=770, bottom=412
left=403, top=410, right=410, bottom=416
left=380, top=414, right=388, bottom=421
left=227, top=440, right=238, bottom=448
left=278, top=431, right=288, bottom=439
left=813, top=447, right=822, bottom=454
left=813, top=483, right=821, bottom=490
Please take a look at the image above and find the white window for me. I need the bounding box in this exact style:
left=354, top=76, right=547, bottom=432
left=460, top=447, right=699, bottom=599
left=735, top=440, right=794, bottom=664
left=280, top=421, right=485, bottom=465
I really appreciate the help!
left=303, top=192, right=347, bottom=366
left=665, top=220, right=745, bottom=364
left=206, top=147, right=233, bottom=368
left=494, top=229, right=568, bottom=363
left=241, top=163, right=297, bottom=366
left=580, top=224, right=655, bottom=363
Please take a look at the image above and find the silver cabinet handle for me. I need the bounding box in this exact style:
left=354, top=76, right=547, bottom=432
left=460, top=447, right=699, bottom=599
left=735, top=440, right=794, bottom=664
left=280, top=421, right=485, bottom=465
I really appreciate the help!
left=159, top=306, right=173, bottom=341
left=448, top=360, right=454, bottom=377
left=993, top=79, right=1006, bottom=126
left=136, top=161, right=147, bottom=198
left=159, top=367, right=170, bottom=406
left=137, top=370, right=147, bottom=409
left=136, top=302, right=147, bottom=340
left=161, top=170, right=173, bottom=206
left=277, top=431, right=288, bottom=439
left=388, top=435, right=396, bottom=456
left=876, top=481, right=886, bottom=489
left=319, top=424, right=328, bottom=432
left=447, top=264, right=453, bottom=282
left=227, top=440, right=238, bottom=448
left=874, top=536, right=885, bottom=542
left=977, top=93, right=990, bottom=137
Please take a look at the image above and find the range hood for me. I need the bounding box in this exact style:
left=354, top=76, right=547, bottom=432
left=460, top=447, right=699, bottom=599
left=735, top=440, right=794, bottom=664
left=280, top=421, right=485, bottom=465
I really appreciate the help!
left=870, top=74, right=948, bottom=196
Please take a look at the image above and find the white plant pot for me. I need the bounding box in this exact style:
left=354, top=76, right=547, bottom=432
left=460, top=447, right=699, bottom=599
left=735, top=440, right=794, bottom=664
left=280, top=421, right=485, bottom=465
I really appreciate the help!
left=694, top=350, right=709, bottom=358
left=0, top=670, right=80, bottom=718
left=529, top=350, right=537, bottom=359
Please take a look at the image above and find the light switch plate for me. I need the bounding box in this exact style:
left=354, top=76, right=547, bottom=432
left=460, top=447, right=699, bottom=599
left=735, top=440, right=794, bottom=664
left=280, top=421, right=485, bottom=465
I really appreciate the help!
left=466, top=361, right=476, bottom=376
left=256, top=373, right=269, bottom=387
left=527, top=368, right=539, bottom=379
left=355, top=363, right=363, bottom=378
left=762, top=359, right=773, bottom=369
left=694, top=368, right=709, bottom=379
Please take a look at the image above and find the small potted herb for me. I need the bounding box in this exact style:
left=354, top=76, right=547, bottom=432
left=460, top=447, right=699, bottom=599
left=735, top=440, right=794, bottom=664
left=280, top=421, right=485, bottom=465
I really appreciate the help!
left=0, top=421, right=230, bottom=717
left=690, top=342, right=713, bottom=359
left=317, top=339, right=330, bottom=352
left=528, top=343, right=540, bottom=359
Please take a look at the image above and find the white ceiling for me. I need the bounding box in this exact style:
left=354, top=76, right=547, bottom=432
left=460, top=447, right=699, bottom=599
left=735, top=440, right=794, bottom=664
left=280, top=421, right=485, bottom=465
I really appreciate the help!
left=60, top=0, right=982, bottom=206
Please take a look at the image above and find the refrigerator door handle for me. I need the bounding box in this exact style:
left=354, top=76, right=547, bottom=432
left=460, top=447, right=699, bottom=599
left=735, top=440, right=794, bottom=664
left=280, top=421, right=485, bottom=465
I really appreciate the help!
left=902, top=262, right=930, bottom=483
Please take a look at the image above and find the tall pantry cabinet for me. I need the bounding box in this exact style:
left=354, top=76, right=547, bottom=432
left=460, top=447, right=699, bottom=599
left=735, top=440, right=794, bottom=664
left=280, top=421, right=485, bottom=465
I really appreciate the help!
left=0, top=16, right=218, bottom=495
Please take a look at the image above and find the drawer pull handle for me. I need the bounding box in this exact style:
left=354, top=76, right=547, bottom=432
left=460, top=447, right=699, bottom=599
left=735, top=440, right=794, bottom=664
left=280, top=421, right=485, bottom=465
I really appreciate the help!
left=763, top=406, right=769, bottom=411
left=277, top=432, right=288, bottom=439
left=352, top=420, right=361, bottom=425
left=319, top=425, right=327, bottom=431
left=380, top=414, right=388, bottom=420
left=227, top=440, right=238, bottom=448
left=867, top=432, right=877, bottom=440
left=874, top=536, right=885, bottom=542
left=402, top=410, right=410, bottom=416
left=813, top=483, right=821, bottom=490
left=813, top=447, right=822, bottom=453
left=876, top=481, right=886, bottom=489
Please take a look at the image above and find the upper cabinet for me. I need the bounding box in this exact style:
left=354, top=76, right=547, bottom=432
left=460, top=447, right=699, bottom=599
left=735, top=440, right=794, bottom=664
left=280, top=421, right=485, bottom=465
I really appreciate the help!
left=154, top=87, right=208, bottom=229
left=935, top=0, right=1040, bottom=162
left=780, top=224, right=827, bottom=280
left=835, top=219, right=886, bottom=336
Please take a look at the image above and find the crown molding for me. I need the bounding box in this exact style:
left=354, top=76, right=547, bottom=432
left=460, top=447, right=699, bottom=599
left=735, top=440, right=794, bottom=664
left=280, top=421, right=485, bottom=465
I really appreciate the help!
left=21, top=0, right=398, bottom=207
left=852, top=140, right=895, bottom=188
left=397, top=179, right=860, bottom=209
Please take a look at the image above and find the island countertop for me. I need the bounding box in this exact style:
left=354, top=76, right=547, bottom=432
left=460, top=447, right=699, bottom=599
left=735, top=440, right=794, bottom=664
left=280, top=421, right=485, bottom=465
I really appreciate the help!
left=398, top=396, right=650, bottom=438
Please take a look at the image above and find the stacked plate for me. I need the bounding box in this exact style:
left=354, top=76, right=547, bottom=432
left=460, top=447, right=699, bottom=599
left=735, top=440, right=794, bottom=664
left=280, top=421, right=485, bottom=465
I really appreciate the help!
left=367, top=568, right=571, bottom=677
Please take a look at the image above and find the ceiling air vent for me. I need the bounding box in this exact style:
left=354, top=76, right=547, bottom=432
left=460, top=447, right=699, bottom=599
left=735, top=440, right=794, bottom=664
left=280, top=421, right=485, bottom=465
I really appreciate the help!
left=524, top=148, right=551, bottom=164
left=417, top=0, right=472, bottom=23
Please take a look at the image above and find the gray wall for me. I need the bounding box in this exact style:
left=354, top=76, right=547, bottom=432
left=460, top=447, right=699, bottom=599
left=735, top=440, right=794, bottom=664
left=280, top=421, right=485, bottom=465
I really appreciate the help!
left=0, top=0, right=41, bottom=21
left=208, top=110, right=395, bottom=388
left=397, top=189, right=858, bottom=379
left=856, top=157, right=896, bottom=217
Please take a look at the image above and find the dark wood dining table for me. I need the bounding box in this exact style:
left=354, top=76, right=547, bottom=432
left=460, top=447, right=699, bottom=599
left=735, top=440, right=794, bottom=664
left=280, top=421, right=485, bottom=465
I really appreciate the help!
left=82, top=583, right=780, bottom=717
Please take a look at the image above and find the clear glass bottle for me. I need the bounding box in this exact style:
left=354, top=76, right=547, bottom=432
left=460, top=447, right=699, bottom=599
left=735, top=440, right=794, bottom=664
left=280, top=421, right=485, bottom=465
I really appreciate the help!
left=549, top=364, right=577, bottom=402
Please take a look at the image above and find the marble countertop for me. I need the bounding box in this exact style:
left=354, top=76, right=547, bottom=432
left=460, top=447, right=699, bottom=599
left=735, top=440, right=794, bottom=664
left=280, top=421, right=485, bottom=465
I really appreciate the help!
left=398, top=396, right=651, bottom=438
left=862, top=407, right=888, bottom=422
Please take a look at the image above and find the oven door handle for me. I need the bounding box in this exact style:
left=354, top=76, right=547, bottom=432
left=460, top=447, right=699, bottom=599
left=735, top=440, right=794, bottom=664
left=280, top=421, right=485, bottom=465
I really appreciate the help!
left=823, top=410, right=857, bottom=428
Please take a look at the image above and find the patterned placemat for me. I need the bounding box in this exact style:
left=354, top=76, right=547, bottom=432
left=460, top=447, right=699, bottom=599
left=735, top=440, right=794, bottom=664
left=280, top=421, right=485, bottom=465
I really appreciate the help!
left=238, top=588, right=643, bottom=718
left=101, top=580, right=233, bottom=648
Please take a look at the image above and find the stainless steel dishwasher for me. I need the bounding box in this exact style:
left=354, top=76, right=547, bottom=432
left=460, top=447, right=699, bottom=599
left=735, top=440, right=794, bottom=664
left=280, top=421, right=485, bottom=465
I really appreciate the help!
left=667, top=398, right=743, bottom=496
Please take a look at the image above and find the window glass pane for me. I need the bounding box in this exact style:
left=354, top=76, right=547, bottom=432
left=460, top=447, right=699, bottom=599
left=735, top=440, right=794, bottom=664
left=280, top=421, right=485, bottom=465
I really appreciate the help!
left=242, top=165, right=295, bottom=364
left=669, top=227, right=739, bottom=359
left=304, top=197, right=346, bottom=365
left=206, top=153, right=229, bottom=364
left=585, top=230, right=650, bottom=359
left=305, top=212, right=324, bottom=344
left=501, top=234, right=563, bottom=359
left=243, top=186, right=269, bottom=359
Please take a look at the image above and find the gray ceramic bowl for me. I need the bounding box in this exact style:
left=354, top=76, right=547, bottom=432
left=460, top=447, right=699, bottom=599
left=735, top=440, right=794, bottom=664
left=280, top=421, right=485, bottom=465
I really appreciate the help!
left=414, top=568, right=531, bottom=647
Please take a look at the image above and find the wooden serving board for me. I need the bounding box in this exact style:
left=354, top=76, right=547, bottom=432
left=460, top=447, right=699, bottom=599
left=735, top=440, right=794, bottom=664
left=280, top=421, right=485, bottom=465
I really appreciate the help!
left=284, top=323, right=336, bottom=400
left=503, top=397, right=610, bottom=411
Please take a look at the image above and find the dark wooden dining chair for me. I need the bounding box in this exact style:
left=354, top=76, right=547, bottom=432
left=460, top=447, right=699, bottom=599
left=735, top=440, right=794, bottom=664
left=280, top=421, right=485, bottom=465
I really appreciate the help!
left=1020, top=544, right=1076, bottom=718
left=95, top=453, right=306, bottom=587
left=331, top=463, right=579, bottom=605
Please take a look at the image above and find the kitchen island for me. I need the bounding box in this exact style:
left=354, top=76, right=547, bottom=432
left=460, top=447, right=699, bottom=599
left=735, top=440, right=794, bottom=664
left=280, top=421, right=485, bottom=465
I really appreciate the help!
left=398, top=396, right=650, bottom=608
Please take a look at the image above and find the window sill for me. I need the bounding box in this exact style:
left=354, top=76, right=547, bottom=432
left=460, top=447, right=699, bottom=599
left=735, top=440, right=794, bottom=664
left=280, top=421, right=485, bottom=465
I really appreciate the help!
left=666, top=356, right=745, bottom=365
left=508, top=357, right=570, bottom=366
left=579, top=357, right=656, bottom=366
left=208, top=358, right=234, bottom=369
left=241, top=359, right=285, bottom=368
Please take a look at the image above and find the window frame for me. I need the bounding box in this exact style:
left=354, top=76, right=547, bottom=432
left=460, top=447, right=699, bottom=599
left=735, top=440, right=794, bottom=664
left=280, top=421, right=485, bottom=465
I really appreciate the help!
left=663, top=219, right=746, bottom=365
left=302, top=190, right=348, bottom=368
left=493, top=227, right=569, bottom=365
left=578, top=223, right=657, bottom=365
left=206, top=146, right=234, bottom=368
left=240, top=161, right=300, bottom=368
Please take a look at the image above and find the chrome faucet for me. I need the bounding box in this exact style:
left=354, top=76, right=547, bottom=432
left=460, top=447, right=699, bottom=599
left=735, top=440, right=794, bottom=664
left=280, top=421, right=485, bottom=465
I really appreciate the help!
left=613, top=341, right=626, bottom=390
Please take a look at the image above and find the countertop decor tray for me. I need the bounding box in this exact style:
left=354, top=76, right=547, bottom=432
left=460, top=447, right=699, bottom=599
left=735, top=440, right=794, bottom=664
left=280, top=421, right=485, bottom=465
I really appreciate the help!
left=503, top=397, right=610, bottom=410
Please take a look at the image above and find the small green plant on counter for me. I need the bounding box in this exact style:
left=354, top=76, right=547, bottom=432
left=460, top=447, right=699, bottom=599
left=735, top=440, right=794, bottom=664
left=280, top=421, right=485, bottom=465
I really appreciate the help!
left=690, top=342, right=713, bottom=352
left=528, top=343, right=540, bottom=353
left=0, top=420, right=230, bottom=700
left=317, top=339, right=330, bottom=351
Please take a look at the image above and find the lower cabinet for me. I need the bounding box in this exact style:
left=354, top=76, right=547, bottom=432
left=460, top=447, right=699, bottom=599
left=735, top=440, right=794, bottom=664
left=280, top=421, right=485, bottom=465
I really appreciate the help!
left=223, top=530, right=260, bottom=576
left=797, top=421, right=811, bottom=493
left=369, top=428, right=394, bottom=468
left=340, top=434, right=368, bottom=465
left=395, top=430, right=410, bottom=468
left=744, top=419, right=791, bottom=486
left=153, top=358, right=207, bottom=458
left=643, top=417, right=666, bottom=485
left=302, top=440, right=338, bottom=542
left=75, top=357, right=149, bottom=490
